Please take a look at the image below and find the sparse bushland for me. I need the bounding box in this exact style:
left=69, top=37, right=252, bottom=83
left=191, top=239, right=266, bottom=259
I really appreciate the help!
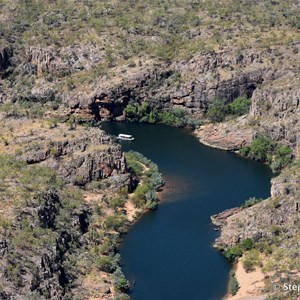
left=242, top=249, right=262, bottom=272
left=0, top=155, right=91, bottom=298
left=239, top=134, right=294, bottom=171
left=206, top=96, right=251, bottom=123
left=0, top=138, right=142, bottom=299
left=124, top=102, right=201, bottom=128
left=1, top=0, right=299, bottom=63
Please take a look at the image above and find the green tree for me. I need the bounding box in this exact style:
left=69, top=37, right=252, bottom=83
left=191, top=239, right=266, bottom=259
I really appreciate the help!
left=124, top=104, right=138, bottom=122
left=206, top=98, right=228, bottom=122
left=96, top=256, right=115, bottom=273
left=137, top=102, right=150, bottom=122
left=229, top=96, right=251, bottom=116
left=113, top=268, right=129, bottom=292
left=247, top=135, right=274, bottom=162
left=149, top=108, right=158, bottom=123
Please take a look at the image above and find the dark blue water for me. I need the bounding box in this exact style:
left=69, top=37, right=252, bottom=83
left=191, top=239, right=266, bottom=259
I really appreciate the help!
left=101, top=122, right=272, bottom=300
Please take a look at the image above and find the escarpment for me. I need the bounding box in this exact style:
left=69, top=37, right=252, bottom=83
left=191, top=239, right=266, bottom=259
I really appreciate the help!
left=0, top=116, right=138, bottom=299
left=0, top=190, right=92, bottom=299
left=76, top=45, right=299, bottom=121
left=0, top=1, right=299, bottom=298
left=0, top=118, right=132, bottom=190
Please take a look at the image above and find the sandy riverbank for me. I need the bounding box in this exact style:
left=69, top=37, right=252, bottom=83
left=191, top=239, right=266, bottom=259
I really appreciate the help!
left=225, top=259, right=266, bottom=300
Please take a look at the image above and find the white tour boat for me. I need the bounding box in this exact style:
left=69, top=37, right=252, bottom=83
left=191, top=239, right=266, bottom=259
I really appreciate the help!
left=117, top=134, right=134, bottom=141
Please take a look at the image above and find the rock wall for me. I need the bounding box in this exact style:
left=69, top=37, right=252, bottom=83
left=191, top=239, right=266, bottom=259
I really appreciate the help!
left=0, top=47, right=12, bottom=75
left=12, top=125, right=132, bottom=190
left=250, top=82, right=300, bottom=158
left=81, top=44, right=298, bottom=123
left=211, top=164, right=300, bottom=248
left=0, top=190, right=91, bottom=299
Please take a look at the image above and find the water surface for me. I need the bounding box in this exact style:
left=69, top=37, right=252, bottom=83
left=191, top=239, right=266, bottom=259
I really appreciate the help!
left=102, top=122, right=272, bottom=300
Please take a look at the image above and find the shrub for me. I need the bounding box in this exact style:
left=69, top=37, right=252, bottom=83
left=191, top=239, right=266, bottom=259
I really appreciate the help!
left=223, top=245, right=244, bottom=262
left=96, top=256, right=116, bottom=273
left=229, top=271, right=240, bottom=295
left=228, top=96, right=251, bottom=116
left=131, top=183, right=150, bottom=207
left=113, top=294, right=131, bottom=300
left=271, top=146, right=293, bottom=171
left=124, top=151, right=164, bottom=209
left=241, top=197, right=263, bottom=208
left=223, top=238, right=254, bottom=262
left=240, top=135, right=294, bottom=171
left=206, top=96, right=252, bottom=122
left=73, top=175, right=85, bottom=186
left=118, top=187, right=128, bottom=199
left=149, top=108, right=159, bottom=123
left=99, top=238, right=116, bottom=255
left=206, top=98, right=228, bottom=122
left=243, top=258, right=255, bottom=272
left=242, top=249, right=262, bottom=272
left=113, top=267, right=129, bottom=293
left=271, top=225, right=281, bottom=236
left=103, top=215, right=127, bottom=232
left=127, top=160, right=144, bottom=177
left=247, top=135, right=275, bottom=162
left=125, top=152, right=144, bottom=176
left=124, top=102, right=200, bottom=128
left=109, top=197, right=124, bottom=210
left=241, top=238, right=254, bottom=251
left=124, top=104, right=138, bottom=122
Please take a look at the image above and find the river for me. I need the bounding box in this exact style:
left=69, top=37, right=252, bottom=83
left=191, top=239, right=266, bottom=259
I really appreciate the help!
left=102, top=122, right=272, bottom=300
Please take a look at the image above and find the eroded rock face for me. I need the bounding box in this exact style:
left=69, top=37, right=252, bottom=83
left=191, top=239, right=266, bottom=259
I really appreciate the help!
left=84, top=45, right=298, bottom=120
left=211, top=164, right=300, bottom=248
left=195, top=116, right=255, bottom=151
left=250, top=82, right=300, bottom=158
left=0, top=190, right=91, bottom=299
left=13, top=125, right=131, bottom=190
left=7, top=43, right=295, bottom=123
left=0, top=47, right=12, bottom=72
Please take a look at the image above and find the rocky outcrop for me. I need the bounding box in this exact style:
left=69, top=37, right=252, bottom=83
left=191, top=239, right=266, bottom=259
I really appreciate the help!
left=0, top=118, right=131, bottom=191
left=85, top=44, right=299, bottom=121
left=0, top=190, right=91, bottom=299
left=7, top=42, right=297, bottom=124
left=26, top=45, right=105, bottom=78
left=17, top=126, right=131, bottom=190
left=250, top=79, right=300, bottom=158
left=195, top=66, right=299, bottom=154
left=0, top=47, right=12, bottom=76
left=195, top=115, right=255, bottom=151
left=211, top=164, right=300, bottom=248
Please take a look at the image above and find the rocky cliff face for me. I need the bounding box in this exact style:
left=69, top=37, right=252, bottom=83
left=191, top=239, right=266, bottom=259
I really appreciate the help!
left=212, top=163, right=300, bottom=248
left=0, top=189, right=91, bottom=300
left=250, top=79, right=300, bottom=158
left=82, top=44, right=299, bottom=120
left=0, top=47, right=12, bottom=76
left=0, top=116, right=135, bottom=299
left=195, top=44, right=299, bottom=153
left=4, top=122, right=132, bottom=190
left=4, top=42, right=298, bottom=124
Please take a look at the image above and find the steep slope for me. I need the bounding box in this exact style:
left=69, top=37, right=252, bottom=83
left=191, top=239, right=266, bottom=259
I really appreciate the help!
left=0, top=0, right=299, bottom=299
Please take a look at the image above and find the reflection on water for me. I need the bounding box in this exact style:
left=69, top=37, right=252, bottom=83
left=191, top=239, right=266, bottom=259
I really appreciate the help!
left=158, top=173, right=190, bottom=201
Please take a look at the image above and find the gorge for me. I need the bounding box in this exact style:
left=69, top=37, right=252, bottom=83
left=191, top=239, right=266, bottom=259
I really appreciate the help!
left=102, top=121, right=272, bottom=300
left=0, top=1, right=299, bottom=299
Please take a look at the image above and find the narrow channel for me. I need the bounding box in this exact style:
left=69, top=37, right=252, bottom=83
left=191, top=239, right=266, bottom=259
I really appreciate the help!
left=102, top=122, right=272, bottom=300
